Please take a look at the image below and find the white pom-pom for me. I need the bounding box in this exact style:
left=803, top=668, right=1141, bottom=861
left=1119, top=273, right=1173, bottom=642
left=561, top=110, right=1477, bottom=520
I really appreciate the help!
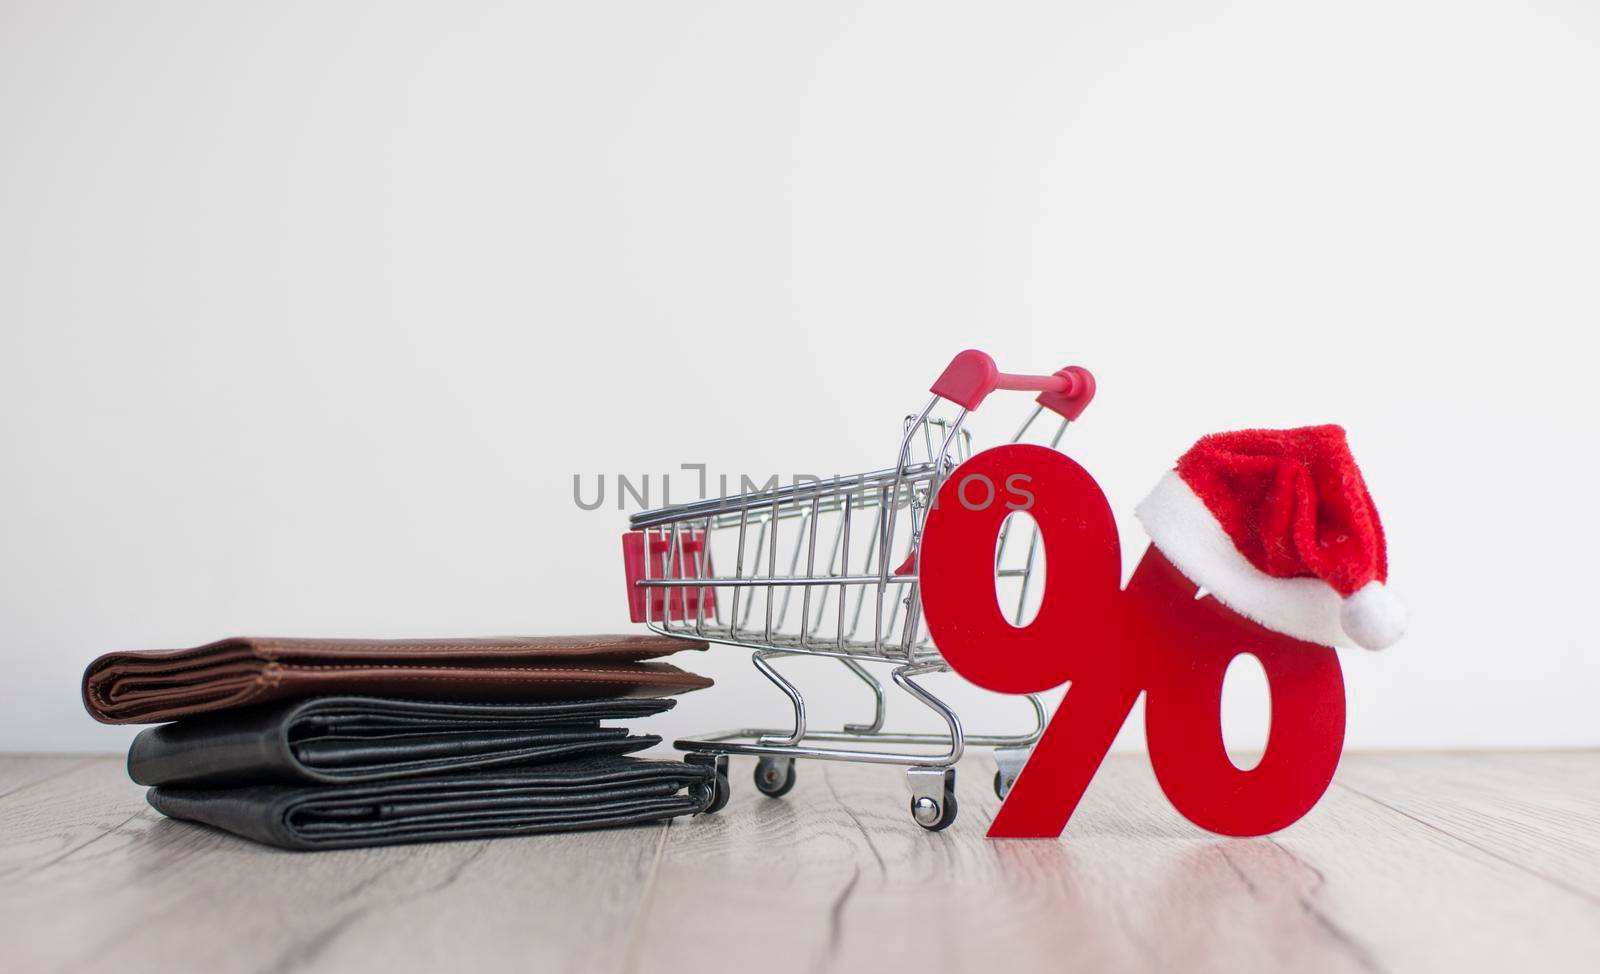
left=1340, top=582, right=1406, bottom=650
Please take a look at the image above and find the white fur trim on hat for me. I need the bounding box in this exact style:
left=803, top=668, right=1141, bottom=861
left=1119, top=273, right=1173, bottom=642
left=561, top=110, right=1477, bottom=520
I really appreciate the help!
left=1134, top=471, right=1352, bottom=648
left=1340, top=580, right=1405, bottom=650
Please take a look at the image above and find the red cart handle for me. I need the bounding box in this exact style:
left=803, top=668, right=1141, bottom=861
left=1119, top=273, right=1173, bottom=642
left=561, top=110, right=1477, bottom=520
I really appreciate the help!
left=929, top=349, right=1096, bottom=420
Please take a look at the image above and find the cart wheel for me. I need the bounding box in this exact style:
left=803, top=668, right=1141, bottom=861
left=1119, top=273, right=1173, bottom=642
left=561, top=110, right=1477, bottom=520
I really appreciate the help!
left=753, top=757, right=797, bottom=798
left=686, top=754, right=731, bottom=815
left=699, top=768, right=731, bottom=814
left=909, top=769, right=959, bottom=832
left=911, top=792, right=958, bottom=832
left=993, top=746, right=1029, bottom=801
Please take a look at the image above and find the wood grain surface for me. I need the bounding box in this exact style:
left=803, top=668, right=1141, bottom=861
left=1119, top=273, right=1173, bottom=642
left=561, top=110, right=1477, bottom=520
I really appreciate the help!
left=1, top=751, right=1596, bottom=973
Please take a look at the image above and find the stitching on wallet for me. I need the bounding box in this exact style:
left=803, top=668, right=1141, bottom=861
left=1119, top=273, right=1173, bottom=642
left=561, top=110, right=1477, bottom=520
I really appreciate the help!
left=275, top=664, right=696, bottom=678
left=240, top=637, right=703, bottom=658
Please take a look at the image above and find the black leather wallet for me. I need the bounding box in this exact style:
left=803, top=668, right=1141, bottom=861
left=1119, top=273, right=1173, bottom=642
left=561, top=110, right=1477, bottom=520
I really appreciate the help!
left=128, top=697, right=677, bottom=786
left=146, top=756, right=715, bottom=850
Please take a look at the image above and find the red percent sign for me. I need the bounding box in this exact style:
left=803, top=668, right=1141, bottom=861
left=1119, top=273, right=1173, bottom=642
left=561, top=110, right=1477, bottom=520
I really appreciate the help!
left=920, top=445, right=1346, bottom=838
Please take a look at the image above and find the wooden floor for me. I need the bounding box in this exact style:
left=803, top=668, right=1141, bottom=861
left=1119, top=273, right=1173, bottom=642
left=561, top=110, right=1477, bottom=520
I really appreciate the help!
left=2, top=751, right=1597, bottom=973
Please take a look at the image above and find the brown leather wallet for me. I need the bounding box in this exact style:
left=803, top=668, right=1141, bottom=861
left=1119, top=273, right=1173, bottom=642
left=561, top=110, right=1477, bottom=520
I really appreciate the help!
left=83, top=634, right=710, bottom=724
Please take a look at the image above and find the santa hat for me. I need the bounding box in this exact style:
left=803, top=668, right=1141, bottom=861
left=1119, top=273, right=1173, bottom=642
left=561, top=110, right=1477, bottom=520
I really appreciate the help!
left=1134, top=425, right=1404, bottom=650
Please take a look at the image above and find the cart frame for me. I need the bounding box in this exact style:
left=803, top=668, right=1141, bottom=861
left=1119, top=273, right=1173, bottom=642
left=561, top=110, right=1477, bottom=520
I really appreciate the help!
left=622, top=350, right=1095, bottom=829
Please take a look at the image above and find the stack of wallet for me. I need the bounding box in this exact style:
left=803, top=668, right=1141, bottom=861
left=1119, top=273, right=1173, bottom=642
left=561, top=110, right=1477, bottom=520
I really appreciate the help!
left=81, top=635, right=714, bottom=850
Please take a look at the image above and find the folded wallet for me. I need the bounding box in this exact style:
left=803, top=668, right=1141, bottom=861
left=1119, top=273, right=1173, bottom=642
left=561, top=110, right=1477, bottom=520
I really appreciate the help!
left=146, top=756, right=715, bottom=850
left=84, top=634, right=711, bottom=724
left=127, top=696, right=679, bottom=787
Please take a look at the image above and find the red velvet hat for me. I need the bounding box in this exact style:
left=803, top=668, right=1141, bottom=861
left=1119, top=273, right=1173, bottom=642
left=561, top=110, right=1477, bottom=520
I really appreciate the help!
left=1134, top=425, right=1405, bottom=650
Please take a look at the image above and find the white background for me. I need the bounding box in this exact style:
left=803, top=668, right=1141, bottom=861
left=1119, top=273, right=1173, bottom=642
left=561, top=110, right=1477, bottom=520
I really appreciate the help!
left=4, top=0, right=1598, bottom=755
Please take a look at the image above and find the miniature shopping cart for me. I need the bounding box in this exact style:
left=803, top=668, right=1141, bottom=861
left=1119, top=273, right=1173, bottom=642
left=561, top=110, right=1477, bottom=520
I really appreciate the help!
left=621, top=350, right=1096, bottom=830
